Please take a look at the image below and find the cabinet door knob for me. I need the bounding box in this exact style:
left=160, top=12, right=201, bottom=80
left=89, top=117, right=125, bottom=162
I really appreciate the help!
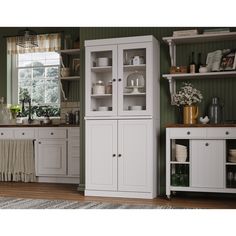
left=22, top=132, right=25, bottom=135
left=0, top=133, right=3, bottom=135
left=112, top=78, right=116, bottom=82
left=225, top=131, right=229, bottom=135
left=187, top=131, right=191, bottom=135
left=118, top=78, right=122, bottom=82
left=50, top=132, right=54, bottom=135
left=118, top=154, right=122, bottom=157
left=205, top=143, right=209, bottom=146
left=112, top=154, right=116, bottom=157
left=39, top=142, right=41, bottom=144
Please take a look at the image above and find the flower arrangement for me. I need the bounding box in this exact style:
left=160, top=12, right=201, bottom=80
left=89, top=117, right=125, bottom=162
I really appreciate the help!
left=173, top=82, right=203, bottom=106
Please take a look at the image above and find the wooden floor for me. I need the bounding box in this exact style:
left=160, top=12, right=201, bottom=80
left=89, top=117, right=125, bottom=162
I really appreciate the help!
left=0, top=182, right=236, bottom=209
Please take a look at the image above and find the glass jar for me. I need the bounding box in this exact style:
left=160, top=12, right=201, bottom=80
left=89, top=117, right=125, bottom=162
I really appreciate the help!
left=0, top=97, right=10, bottom=124
left=105, top=81, right=112, bottom=94
left=93, top=80, right=105, bottom=95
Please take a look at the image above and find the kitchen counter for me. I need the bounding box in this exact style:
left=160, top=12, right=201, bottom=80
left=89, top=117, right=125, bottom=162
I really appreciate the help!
left=166, top=123, right=236, bottom=128
left=0, top=123, right=80, bottom=127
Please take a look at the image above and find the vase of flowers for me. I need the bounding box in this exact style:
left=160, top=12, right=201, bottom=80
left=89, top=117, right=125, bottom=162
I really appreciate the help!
left=173, top=82, right=203, bottom=124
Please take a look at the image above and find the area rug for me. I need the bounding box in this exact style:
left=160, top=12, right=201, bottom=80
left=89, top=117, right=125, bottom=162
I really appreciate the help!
left=0, top=197, right=174, bottom=209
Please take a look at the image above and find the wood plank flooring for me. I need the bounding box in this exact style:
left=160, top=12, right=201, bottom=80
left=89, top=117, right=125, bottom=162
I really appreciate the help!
left=0, top=182, right=236, bottom=209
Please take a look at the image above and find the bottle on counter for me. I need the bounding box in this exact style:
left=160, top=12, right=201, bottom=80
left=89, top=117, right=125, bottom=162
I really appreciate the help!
left=189, top=51, right=196, bottom=73
left=197, top=53, right=203, bottom=72
left=209, top=97, right=223, bottom=124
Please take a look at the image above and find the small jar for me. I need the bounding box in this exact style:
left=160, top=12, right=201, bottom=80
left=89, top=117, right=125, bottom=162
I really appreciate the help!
left=105, top=81, right=112, bottom=94
left=93, top=80, right=105, bottom=95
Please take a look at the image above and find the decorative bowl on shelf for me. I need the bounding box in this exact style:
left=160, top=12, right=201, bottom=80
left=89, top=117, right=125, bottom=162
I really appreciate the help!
left=128, top=105, right=142, bottom=111
left=61, top=67, right=70, bottom=77
left=96, top=57, right=112, bottom=67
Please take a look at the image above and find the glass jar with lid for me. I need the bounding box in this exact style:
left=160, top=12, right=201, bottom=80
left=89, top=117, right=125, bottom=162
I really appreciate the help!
left=92, top=80, right=105, bottom=95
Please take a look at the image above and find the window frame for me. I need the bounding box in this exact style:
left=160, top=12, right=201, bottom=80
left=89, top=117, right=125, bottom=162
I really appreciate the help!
left=11, top=52, right=61, bottom=107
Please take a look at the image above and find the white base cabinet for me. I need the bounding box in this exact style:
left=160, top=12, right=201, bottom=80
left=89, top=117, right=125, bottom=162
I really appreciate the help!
left=166, top=127, right=236, bottom=198
left=85, top=119, right=156, bottom=199
left=36, top=127, right=80, bottom=183
left=37, top=139, right=67, bottom=176
left=0, top=127, right=80, bottom=184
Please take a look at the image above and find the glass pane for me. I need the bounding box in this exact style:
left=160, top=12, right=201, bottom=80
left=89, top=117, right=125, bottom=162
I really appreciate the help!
left=45, top=79, right=59, bottom=103
left=46, top=67, right=59, bottom=78
left=122, top=48, right=147, bottom=112
left=18, top=87, right=31, bottom=101
left=32, top=79, right=45, bottom=104
left=19, top=68, right=31, bottom=80
left=33, top=67, right=45, bottom=78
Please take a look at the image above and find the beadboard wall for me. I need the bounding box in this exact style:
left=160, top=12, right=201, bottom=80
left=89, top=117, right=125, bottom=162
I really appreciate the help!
left=79, top=27, right=236, bottom=195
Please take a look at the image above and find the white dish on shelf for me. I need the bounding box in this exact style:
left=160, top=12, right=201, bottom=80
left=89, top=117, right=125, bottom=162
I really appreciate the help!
left=98, top=106, right=109, bottom=111
left=96, top=57, right=111, bottom=67
left=129, top=105, right=142, bottom=111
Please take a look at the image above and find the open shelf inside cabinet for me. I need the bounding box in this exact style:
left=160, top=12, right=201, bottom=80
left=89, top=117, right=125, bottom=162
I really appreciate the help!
left=226, top=139, right=236, bottom=188
left=170, top=139, right=190, bottom=187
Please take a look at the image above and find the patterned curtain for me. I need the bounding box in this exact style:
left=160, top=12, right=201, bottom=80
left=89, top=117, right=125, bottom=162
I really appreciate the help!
left=7, top=33, right=61, bottom=54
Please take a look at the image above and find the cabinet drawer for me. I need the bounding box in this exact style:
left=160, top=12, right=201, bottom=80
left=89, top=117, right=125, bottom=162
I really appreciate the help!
left=207, top=128, right=236, bottom=139
left=14, top=128, right=35, bottom=139
left=38, top=128, right=67, bottom=139
left=0, top=129, right=14, bottom=139
left=169, top=128, right=206, bottom=139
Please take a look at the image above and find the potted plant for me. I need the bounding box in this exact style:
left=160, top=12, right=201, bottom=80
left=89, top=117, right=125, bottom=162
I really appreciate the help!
left=173, top=82, right=203, bottom=124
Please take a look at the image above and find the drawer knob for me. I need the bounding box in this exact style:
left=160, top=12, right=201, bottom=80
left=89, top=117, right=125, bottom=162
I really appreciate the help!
left=22, top=132, right=25, bottom=135
left=225, top=131, right=229, bottom=135
left=50, top=132, right=54, bottom=135
left=39, top=142, right=41, bottom=144
left=187, top=131, right=191, bottom=135
left=0, top=133, right=3, bottom=135
left=205, top=143, right=209, bottom=146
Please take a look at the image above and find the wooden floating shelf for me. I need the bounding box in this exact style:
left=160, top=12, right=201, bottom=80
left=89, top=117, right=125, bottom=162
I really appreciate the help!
left=59, top=76, right=80, bottom=81
left=56, top=49, right=80, bottom=55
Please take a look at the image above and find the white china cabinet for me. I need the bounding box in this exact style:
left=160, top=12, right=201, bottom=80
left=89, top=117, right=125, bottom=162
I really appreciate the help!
left=85, top=35, right=160, bottom=199
left=166, top=126, right=236, bottom=198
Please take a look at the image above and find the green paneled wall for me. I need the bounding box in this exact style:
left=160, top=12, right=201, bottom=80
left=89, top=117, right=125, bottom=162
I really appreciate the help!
left=79, top=27, right=236, bottom=195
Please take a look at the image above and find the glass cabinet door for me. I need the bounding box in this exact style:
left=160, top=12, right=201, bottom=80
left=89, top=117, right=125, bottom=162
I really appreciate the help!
left=117, top=42, right=152, bottom=116
left=85, top=45, right=118, bottom=116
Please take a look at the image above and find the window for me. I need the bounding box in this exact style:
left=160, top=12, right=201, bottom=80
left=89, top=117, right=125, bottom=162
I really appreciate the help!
left=7, top=33, right=61, bottom=118
left=12, top=52, right=60, bottom=117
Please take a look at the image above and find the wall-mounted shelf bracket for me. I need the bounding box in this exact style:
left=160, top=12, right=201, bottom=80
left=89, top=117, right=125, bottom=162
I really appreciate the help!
left=167, top=40, right=176, bottom=67
left=165, top=75, right=176, bottom=105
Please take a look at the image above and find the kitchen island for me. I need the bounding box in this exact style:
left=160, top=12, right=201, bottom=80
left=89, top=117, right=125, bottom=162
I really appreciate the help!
left=166, top=124, right=236, bottom=198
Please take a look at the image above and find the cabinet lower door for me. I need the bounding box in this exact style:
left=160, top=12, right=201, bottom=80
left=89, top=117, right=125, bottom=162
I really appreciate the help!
left=37, top=140, right=67, bottom=176
left=190, top=140, right=224, bottom=188
left=118, top=119, right=152, bottom=192
left=86, top=120, right=117, bottom=191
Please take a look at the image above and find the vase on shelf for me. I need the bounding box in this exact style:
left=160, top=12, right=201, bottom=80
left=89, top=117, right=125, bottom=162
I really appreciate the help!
left=183, top=105, right=198, bottom=124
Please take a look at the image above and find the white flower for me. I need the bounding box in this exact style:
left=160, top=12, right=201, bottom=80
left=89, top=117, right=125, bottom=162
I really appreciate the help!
left=173, top=82, right=203, bottom=106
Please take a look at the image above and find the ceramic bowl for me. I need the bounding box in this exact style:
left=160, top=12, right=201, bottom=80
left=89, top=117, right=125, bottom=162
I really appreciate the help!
left=61, top=67, right=70, bottom=77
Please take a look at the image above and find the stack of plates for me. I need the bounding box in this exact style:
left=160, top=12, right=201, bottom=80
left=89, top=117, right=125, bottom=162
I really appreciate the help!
left=175, top=144, right=187, bottom=162
left=228, top=149, right=236, bottom=163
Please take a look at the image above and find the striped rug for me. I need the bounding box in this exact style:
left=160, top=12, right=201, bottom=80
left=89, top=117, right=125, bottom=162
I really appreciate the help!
left=0, top=197, right=173, bottom=209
